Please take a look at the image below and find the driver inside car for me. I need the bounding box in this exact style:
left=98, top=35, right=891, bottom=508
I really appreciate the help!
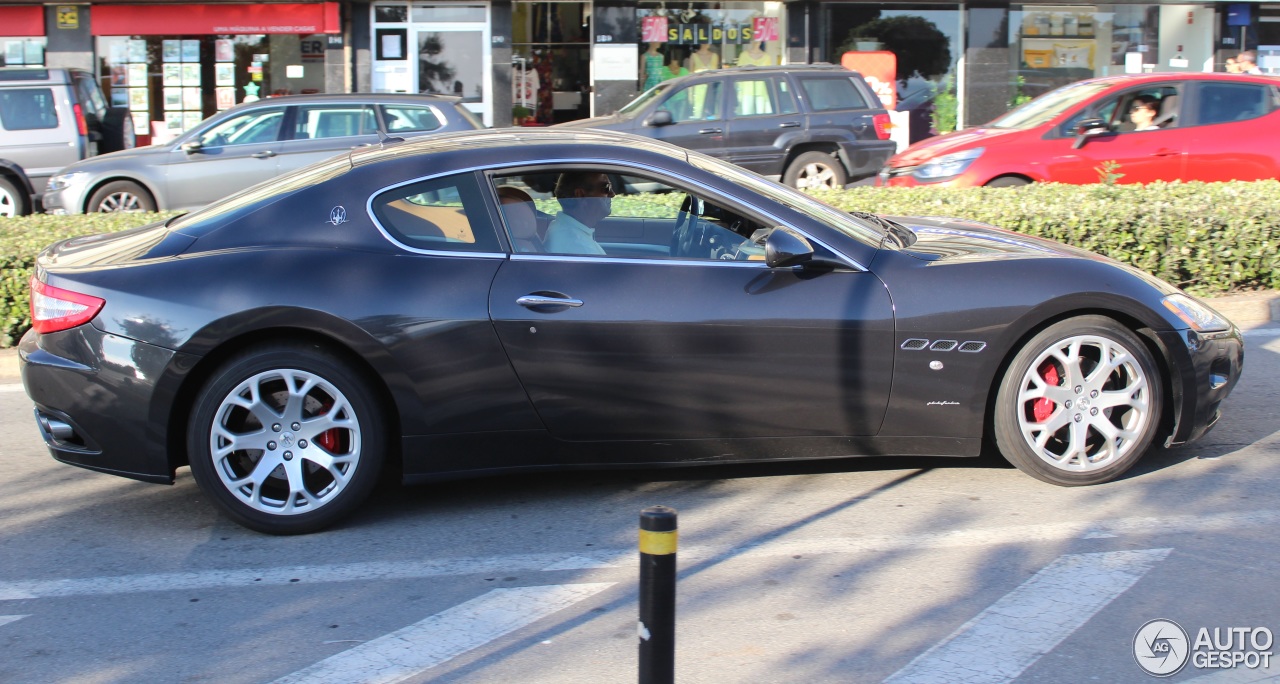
left=544, top=171, right=615, bottom=255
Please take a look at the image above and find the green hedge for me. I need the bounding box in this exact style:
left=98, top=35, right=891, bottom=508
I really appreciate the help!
left=2, top=181, right=1277, bottom=348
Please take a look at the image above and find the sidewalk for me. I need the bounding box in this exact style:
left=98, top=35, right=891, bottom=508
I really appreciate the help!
left=1, top=291, right=1276, bottom=385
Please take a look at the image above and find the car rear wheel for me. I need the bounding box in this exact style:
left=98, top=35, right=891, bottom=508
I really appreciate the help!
left=87, top=180, right=156, bottom=212
left=985, top=176, right=1031, bottom=188
left=993, top=316, right=1162, bottom=486
left=0, top=177, right=27, bottom=217
left=783, top=151, right=848, bottom=190
left=187, top=343, right=386, bottom=534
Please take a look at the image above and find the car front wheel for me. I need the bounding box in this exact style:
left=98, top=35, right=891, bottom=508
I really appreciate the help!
left=187, top=343, right=386, bottom=534
left=993, top=316, right=1163, bottom=486
left=783, top=151, right=848, bottom=190
left=0, top=177, right=27, bottom=217
left=87, top=180, right=156, bottom=212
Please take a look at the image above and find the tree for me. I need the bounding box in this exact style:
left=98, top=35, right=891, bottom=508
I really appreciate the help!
left=839, top=16, right=951, bottom=83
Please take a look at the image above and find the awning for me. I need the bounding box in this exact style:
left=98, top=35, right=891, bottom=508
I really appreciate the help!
left=0, top=6, right=45, bottom=37
left=91, top=3, right=341, bottom=36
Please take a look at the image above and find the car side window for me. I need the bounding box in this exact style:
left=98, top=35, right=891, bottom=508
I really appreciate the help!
left=660, top=82, right=722, bottom=122
left=491, top=167, right=770, bottom=261
left=381, top=104, right=443, bottom=133
left=0, top=88, right=58, bottom=130
left=777, top=79, right=799, bottom=115
left=371, top=172, right=500, bottom=253
left=295, top=105, right=377, bottom=139
left=799, top=77, right=868, bottom=111
left=733, top=79, right=776, bottom=117
left=197, top=107, right=286, bottom=146
left=72, top=73, right=107, bottom=120
left=1196, top=83, right=1270, bottom=126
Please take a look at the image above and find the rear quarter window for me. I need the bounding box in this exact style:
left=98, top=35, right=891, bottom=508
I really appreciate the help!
left=0, top=88, right=58, bottom=130
left=383, top=105, right=443, bottom=133
left=371, top=172, right=500, bottom=253
left=1196, top=82, right=1272, bottom=125
left=799, top=77, right=869, bottom=111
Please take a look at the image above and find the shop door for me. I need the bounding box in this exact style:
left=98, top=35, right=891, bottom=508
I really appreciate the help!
left=411, top=16, right=491, bottom=126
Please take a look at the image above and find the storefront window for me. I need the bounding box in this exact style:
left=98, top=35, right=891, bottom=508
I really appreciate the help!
left=2, top=38, right=46, bottom=66
left=1010, top=5, right=1158, bottom=95
left=635, top=2, right=786, bottom=93
left=512, top=1, right=592, bottom=124
left=96, top=34, right=333, bottom=144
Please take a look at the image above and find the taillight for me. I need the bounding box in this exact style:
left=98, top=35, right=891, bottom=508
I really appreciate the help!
left=29, top=277, right=104, bottom=334
left=72, top=102, right=88, bottom=136
left=873, top=113, right=892, bottom=140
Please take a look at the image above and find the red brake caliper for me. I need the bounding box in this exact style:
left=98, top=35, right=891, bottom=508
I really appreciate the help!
left=1033, top=361, right=1060, bottom=422
left=314, top=400, right=344, bottom=453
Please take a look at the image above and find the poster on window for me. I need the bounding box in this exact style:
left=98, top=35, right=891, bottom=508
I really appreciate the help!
left=127, top=63, right=147, bottom=87
left=162, top=40, right=180, bottom=63
left=131, top=112, right=149, bottom=137
left=163, top=64, right=181, bottom=87
left=165, top=112, right=184, bottom=134
left=182, top=40, right=200, bottom=62
left=181, top=64, right=201, bottom=86
left=641, top=16, right=669, bottom=43
left=182, top=87, right=202, bottom=110
left=129, top=88, right=149, bottom=111
left=128, top=39, right=147, bottom=63
left=215, top=39, right=233, bottom=62
left=215, top=63, right=234, bottom=86
left=183, top=111, right=203, bottom=131
left=163, top=88, right=182, bottom=110
left=752, top=17, right=780, bottom=43
left=6, top=41, right=25, bottom=65
left=215, top=87, right=236, bottom=110
left=111, top=65, right=129, bottom=87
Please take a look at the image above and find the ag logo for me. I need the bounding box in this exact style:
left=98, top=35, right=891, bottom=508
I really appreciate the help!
left=1134, top=619, right=1190, bottom=677
left=328, top=206, right=348, bottom=226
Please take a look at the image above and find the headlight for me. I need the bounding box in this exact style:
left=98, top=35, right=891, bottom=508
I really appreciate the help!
left=914, top=147, right=985, bottom=181
left=1162, top=293, right=1231, bottom=332
left=46, top=172, right=87, bottom=192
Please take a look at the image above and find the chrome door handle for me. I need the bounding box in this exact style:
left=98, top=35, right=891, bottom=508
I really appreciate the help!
left=699, top=128, right=722, bottom=135
left=779, top=121, right=801, bottom=128
left=251, top=151, right=277, bottom=159
left=517, top=294, right=584, bottom=308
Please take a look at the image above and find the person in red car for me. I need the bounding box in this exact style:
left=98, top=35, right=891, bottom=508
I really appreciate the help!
left=1129, top=95, right=1161, bottom=131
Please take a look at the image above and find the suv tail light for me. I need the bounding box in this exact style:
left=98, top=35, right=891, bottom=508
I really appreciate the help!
left=72, top=102, right=88, bottom=136
left=30, top=277, right=104, bottom=334
left=873, top=113, right=892, bottom=140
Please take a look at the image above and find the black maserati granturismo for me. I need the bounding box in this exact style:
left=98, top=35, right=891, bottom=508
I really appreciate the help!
left=20, top=129, right=1243, bottom=534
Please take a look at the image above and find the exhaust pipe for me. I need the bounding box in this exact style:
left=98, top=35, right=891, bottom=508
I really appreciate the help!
left=37, top=413, right=76, bottom=441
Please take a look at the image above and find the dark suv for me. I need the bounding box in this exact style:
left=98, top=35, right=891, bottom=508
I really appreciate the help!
left=556, top=65, right=894, bottom=189
left=0, top=67, right=134, bottom=216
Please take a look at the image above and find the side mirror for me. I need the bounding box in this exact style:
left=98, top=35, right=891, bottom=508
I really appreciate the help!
left=180, top=141, right=204, bottom=154
left=764, top=227, right=815, bottom=268
left=1072, top=118, right=1110, bottom=149
left=646, top=110, right=674, bottom=127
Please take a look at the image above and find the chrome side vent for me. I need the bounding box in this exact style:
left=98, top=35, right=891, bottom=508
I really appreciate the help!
left=901, top=338, right=929, bottom=351
left=930, top=340, right=958, bottom=352
left=958, top=341, right=987, bottom=353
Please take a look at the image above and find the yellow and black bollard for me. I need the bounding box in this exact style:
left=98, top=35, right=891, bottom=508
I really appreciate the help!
left=638, top=505, right=677, bottom=684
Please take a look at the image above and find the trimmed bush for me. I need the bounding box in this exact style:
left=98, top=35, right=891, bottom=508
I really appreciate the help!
left=2, top=181, right=1277, bottom=348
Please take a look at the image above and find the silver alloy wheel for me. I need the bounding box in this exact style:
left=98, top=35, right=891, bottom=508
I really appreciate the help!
left=0, top=188, right=16, bottom=217
left=795, top=162, right=839, bottom=190
left=96, top=191, right=145, bottom=212
left=209, top=368, right=362, bottom=515
left=1014, top=334, right=1152, bottom=472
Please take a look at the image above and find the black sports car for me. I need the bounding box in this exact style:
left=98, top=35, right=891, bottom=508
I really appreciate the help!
left=20, top=129, right=1243, bottom=534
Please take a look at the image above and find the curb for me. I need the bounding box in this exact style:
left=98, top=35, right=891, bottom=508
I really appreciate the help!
left=2, top=291, right=1277, bottom=385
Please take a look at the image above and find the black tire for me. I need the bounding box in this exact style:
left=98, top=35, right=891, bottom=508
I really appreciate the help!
left=99, top=107, right=136, bottom=154
left=783, top=151, right=848, bottom=190
left=87, top=180, right=156, bottom=213
left=985, top=176, right=1031, bottom=188
left=993, top=316, right=1163, bottom=486
left=0, top=176, right=28, bottom=217
left=187, top=343, right=387, bottom=534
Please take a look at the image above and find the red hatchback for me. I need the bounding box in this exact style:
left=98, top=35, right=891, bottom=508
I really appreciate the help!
left=879, top=73, right=1280, bottom=187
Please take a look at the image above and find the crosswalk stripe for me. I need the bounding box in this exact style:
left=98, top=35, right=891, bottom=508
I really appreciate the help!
left=1184, top=669, right=1280, bottom=682
left=883, top=548, right=1172, bottom=684
left=0, top=383, right=24, bottom=393
left=1, top=510, right=1274, bottom=601
left=269, top=583, right=615, bottom=684
left=0, top=615, right=29, bottom=628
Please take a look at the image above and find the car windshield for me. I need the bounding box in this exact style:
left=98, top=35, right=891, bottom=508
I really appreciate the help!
left=987, top=81, right=1114, bottom=129
left=616, top=83, right=673, bottom=121
left=688, top=152, right=885, bottom=247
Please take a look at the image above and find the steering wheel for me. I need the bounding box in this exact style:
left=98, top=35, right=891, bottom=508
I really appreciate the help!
left=669, top=194, right=711, bottom=258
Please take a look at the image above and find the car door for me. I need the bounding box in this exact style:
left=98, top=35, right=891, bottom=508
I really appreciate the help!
left=724, top=74, right=799, bottom=176
left=1180, top=80, right=1280, bottom=182
left=646, top=80, right=729, bottom=159
left=1043, top=83, right=1188, bottom=184
left=273, top=103, right=382, bottom=174
left=485, top=164, right=895, bottom=450
left=163, top=105, right=287, bottom=210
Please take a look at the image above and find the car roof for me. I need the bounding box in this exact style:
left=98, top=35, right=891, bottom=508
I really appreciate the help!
left=0, top=67, right=84, bottom=84
left=217, top=92, right=468, bottom=111
left=350, top=127, right=691, bottom=168
left=1073, top=72, right=1280, bottom=87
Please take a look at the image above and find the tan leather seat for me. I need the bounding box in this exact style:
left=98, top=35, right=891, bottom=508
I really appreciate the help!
left=498, top=193, right=543, bottom=253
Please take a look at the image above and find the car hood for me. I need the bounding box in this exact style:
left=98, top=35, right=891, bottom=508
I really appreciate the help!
left=65, top=142, right=168, bottom=170
left=888, top=127, right=1025, bottom=167
left=888, top=216, right=1100, bottom=263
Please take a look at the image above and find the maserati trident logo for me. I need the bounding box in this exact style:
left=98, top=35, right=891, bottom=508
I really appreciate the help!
left=328, top=206, right=348, bottom=226
left=1135, top=619, right=1190, bottom=677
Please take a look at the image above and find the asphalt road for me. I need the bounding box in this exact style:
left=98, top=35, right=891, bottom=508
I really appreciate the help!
left=2, top=328, right=1278, bottom=684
